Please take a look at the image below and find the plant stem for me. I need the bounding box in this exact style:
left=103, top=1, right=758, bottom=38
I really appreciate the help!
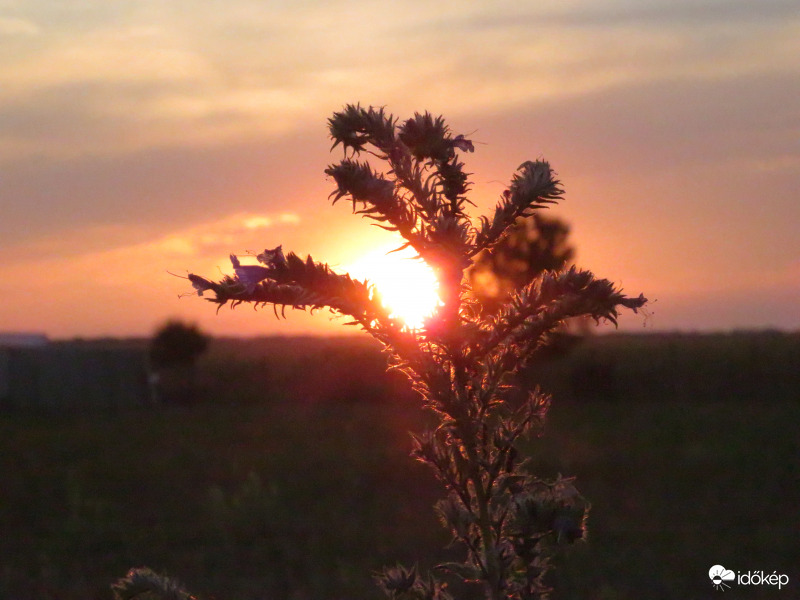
left=467, top=441, right=504, bottom=600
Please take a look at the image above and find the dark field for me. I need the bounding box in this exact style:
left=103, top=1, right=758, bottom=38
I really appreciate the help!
left=1, top=332, right=798, bottom=599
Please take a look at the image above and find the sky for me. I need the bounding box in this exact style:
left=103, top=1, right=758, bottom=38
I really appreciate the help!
left=0, top=0, right=798, bottom=338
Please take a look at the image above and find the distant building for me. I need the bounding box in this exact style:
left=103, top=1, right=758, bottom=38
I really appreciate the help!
left=0, top=332, right=49, bottom=347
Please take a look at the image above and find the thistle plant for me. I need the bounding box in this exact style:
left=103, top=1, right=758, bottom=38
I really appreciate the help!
left=184, top=104, right=646, bottom=600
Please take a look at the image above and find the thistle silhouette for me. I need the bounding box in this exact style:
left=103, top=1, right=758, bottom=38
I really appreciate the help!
left=175, top=104, right=647, bottom=600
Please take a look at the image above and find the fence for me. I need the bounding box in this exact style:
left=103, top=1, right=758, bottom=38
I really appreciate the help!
left=0, top=343, right=152, bottom=412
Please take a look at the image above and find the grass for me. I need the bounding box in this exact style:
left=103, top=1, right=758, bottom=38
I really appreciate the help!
left=541, top=398, right=799, bottom=599
left=0, top=401, right=444, bottom=600
left=0, top=332, right=797, bottom=599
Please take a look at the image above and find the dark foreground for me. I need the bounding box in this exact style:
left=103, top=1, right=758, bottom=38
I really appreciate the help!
left=1, top=332, right=798, bottom=599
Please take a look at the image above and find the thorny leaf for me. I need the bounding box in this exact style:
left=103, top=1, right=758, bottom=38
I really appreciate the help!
left=376, top=563, right=418, bottom=594
left=111, top=568, right=195, bottom=600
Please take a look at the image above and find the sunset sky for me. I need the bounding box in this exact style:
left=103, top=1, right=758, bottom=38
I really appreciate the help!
left=1, top=0, right=798, bottom=338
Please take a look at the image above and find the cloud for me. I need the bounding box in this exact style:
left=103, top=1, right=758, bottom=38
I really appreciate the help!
left=457, top=67, right=800, bottom=320
left=0, top=202, right=303, bottom=265
left=0, top=210, right=302, bottom=292
left=0, top=16, right=39, bottom=35
left=0, top=208, right=329, bottom=338
left=424, top=0, right=800, bottom=31
left=148, top=211, right=302, bottom=261
left=0, top=129, right=331, bottom=252
left=2, top=0, right=795, bottom=163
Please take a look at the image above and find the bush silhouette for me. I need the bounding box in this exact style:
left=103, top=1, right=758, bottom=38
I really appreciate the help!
left=149, top=321, right=209, bottom=405
left=149, top=321, right=209, bottom=370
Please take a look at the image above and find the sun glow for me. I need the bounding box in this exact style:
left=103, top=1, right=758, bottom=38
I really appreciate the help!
left=346, top=246, right=441, bottom=329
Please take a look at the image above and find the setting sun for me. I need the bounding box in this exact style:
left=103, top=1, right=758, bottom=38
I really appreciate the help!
left=346, top=245, right=441, bottom=329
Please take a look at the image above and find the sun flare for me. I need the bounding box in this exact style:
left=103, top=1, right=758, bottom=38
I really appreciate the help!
left=346, top=245, right=441, bottom=329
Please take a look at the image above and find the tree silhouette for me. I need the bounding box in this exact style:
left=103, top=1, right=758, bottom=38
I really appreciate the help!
left=469, top=213, right=574, bottom=315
